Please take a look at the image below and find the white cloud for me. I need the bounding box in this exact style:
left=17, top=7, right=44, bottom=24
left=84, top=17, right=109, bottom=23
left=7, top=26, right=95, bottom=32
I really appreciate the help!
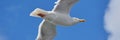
left=104, top=0, right=120, bottom=40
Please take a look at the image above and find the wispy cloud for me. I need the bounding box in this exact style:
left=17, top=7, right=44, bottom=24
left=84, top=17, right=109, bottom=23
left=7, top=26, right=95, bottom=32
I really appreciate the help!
left=0, top=35, right=8, bottom=40
left=104, top=0, right=120, bottom=40
left=4, top=5, right=23, bottom=13
left=0, top=5, right=23, bottom=40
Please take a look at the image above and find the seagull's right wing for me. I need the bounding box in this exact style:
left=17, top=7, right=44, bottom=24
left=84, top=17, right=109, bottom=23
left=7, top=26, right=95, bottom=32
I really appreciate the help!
left=52, top=0, right=79, bottom=14
left=36, top=20, right=56, bottom=40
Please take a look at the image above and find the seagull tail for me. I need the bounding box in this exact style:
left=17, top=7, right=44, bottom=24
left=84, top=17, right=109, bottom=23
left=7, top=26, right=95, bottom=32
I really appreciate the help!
left=30, top=8, right=48, bottom=18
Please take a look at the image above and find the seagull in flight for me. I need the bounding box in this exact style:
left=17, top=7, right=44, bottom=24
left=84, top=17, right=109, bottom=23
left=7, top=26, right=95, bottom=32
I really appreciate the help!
left=30, top=0, right=85, bottom=40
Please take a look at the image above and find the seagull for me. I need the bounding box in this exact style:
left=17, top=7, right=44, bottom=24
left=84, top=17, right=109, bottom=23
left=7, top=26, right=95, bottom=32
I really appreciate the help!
left=30, top=0, right=85, bottom=40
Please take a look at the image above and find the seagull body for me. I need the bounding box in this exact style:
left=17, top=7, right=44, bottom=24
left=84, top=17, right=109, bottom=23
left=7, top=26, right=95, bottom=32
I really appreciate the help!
left=30, top=0, right=85, bottom=40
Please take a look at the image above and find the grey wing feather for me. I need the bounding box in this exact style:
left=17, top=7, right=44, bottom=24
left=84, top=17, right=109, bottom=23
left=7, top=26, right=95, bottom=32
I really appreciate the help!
left=36, top=20, right=56, bottom=40
left=52, top=0, right=79, bottom=14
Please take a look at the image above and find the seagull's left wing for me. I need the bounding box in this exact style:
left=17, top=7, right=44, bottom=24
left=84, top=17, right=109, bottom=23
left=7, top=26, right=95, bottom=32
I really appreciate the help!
left=36, top=20, right=56, bottom=40
left=52, top=0, right=79, bottom=14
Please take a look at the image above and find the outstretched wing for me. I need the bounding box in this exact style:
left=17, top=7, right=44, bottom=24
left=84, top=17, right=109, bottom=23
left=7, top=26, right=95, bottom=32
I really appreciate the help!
left=52, top=0, right=79, bottom=14
left=36, top=20, right=56, bottom=40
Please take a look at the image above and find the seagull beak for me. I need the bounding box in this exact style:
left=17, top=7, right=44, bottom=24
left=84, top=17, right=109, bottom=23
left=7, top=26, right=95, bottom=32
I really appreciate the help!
left=79, top=19, right=85, bottom=22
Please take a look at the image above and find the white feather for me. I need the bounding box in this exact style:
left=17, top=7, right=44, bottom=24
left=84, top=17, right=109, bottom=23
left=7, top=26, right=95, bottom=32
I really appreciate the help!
left=52, top=0, right=79, bottom=14
left=30, top=8, right=48, bottom=18
left=36, top=20, right=56, bottom=40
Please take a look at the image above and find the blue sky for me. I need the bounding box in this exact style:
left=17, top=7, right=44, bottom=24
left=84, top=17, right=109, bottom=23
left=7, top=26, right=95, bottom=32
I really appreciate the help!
left=0, top=0, right=110, bottom=40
